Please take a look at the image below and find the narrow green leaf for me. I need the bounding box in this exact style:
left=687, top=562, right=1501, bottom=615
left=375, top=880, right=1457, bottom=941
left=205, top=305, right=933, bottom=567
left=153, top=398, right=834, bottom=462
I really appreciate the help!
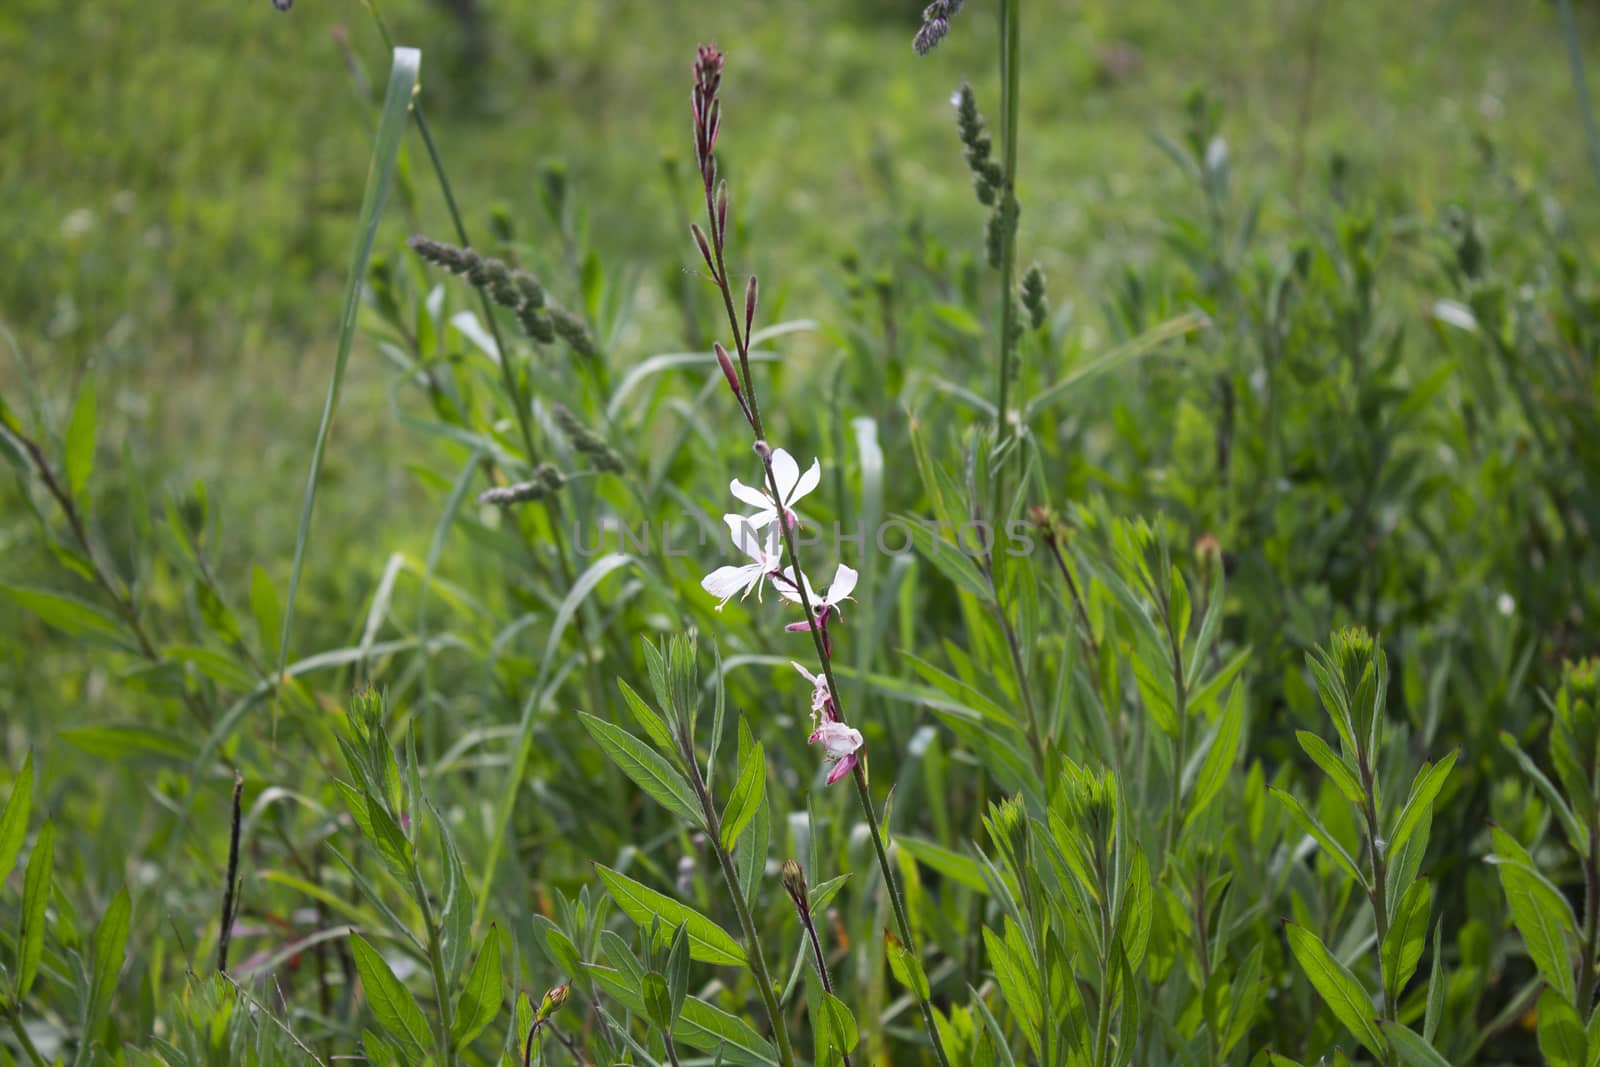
left=451, top=926, right=502, bottom=1047
left=618, top=678, right=676, bottom=754
left=643, top=972, right=673, bottom=1031
left=1491, top=848, right=1579, bottom=1004
left=1536, top=988, right=1588, bottom=1067
left=1501, top=731, right=1586, bottom=855
left=666, top=922, right=690, bottom=1025
left=1284, top=922, right=1384, bottom=1057
left=277, top=46, right=421, bottom=687
left=579, top=713, right=705, bottom=830
left=1380, top=1021, right=1453, bottom=1067
left=0, top=751, right=34, bottom=887
left=1185, top=682, right=1245, bottom=828
left=351, top=934, right=431, bottom=1058
left=594, top=864, right=746, bottom=967
left=590, top=964, right=777, bottom=1065
left=899, top=836, right=990, bottom=894
left=1382, top=878, right=1431, bottom=1006
left=1024, top=312, right=1204, bottom=417
left=81, top=885, right=132, bottom=1061
left=885, top=929, right=931, bottom=1000
left=819, top=992, right=860, bottom=1058
left=64, top=375, right=97, bottom=500
left=1389, top=751, right=1457, bottom=856
left=1271, top=788, right=1368, bottom=889
left=17, top=818, right=54, bottom=1000
left=890, top=512, right=993, bottom=602
left=720, top=742, right=766, bottom=851
left=1296, top=730, right=1366, bottom=803
left=1423, top=922, right=1445, bottom=1044
left=2, top=585, right=128, bottom=644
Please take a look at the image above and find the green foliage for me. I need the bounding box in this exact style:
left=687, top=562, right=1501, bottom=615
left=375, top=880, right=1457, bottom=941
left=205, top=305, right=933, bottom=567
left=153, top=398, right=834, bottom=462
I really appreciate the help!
left=4, top=2, right=1600, bottom=1065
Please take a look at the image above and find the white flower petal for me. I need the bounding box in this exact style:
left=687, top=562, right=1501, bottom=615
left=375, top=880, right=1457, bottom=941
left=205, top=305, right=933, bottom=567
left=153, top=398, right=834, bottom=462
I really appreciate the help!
left=791, top=660, right=819, bottom=686
left=824, top=563, right=858, bottom=605
left=789, top=458, right=821, bottom=505
left=776, top=565, right=819, bottom=605
left=724, top=514, right=769, bottom=561
left=702, top=564, right=754, bottom=606
left=768, top=448, right=800, bottom=500
left=730, top=478, right=774, bottom=512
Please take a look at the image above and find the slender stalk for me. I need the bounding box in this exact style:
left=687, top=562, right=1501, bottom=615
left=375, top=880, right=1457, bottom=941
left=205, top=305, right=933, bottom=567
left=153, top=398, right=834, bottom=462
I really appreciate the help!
left=682, top=746, right=798, bottom=1067
left=989, top=0, right=1022, bottom=531
left=1355, top=752, right=1397, bottom=1067
left=1160, top=595, right=1191, bottom=864
left=407, top=864, right=458, bottom=1067
left=988, top=591, right=1046, bottom=776
left=690, top=46, right=952, bottom=1067
left=661, top=1032, right=684, bottom=1067
left=4, top=1011, right=49, bottom=1067
left=1557, top=0, right=1600, bottom=193
left=217, top=771, right=244, bottom=972
left=1579, top=820, right=1600, bottom=1013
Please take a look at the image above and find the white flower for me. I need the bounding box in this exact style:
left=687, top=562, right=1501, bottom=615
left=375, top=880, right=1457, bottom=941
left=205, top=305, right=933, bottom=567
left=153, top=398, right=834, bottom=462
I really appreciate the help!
left=778, top=562, right=858, bottom=616
left=701, top=515, right=782, bottom=609
left=730, top=448, right=820, bottom=530
left=809, top=720, right=863, bottom=785
left=791, top=660, right=832, bottom=723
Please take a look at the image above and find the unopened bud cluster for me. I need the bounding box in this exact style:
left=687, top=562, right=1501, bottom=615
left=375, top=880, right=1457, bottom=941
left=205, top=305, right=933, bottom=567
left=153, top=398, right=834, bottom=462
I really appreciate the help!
left=478, top=462, right=564, bottom=506
left=408, top=235, right=596, bottom=358
left=1021, top=264, right=1047, bottom=330
left=954, top=83, right=1003, bottom=207
left=780, top=858, right=810, bottom=913
left=553, top=404, right=624, bottom=474
left=913, top=0, right=966, bottom=55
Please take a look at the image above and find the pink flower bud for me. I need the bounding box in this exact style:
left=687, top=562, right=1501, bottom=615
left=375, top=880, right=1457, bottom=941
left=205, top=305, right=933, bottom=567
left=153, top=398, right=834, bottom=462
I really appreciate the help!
left=690, top=223, right=715, bottom=274
left=744, top=275, right=758, bottom=340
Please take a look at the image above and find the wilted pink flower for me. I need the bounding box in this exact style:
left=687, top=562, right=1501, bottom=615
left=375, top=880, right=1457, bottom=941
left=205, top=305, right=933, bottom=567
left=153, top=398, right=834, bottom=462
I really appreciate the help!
left=810, top=720, right=863, bottom=785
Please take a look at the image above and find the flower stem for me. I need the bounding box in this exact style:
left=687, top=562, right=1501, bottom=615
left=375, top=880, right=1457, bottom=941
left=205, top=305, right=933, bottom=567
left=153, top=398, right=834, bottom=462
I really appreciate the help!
left=991, top=0, right=1022, bottom=510
left=682, top=745, right=799, bottom=1067
left=407, top=862, right=458, bottom=1067
left=693, top=50, right=951, bottom=1067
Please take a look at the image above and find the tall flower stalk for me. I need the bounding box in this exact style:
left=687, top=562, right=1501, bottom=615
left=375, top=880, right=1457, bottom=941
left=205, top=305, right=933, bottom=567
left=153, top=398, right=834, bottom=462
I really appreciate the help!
left=687, top=43, right=952, bottom=1067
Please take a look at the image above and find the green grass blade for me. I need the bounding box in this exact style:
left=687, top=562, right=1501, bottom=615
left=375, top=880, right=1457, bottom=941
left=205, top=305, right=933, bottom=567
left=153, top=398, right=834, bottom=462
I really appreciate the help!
left=275, top=46, right=421, bottom=698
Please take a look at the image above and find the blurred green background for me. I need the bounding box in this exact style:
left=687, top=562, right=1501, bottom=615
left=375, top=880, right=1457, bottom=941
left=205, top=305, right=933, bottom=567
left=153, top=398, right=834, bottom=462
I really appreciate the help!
left=2, top=0, right=1595, bottom=717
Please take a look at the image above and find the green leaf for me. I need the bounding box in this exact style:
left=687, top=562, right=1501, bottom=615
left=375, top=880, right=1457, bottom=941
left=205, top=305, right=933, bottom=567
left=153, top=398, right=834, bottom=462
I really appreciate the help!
left=1388, top=751, right=1457, bottom=856
left=1423, top=922, right=1445, bottom=1044
left=82, top=885, right=131, bottom=1060
left=720, top=742, right=766, bottom=851
left=278, top=45, right=421, bottom=689
left=1185, top=682, right=1245, bottom=828
left=885, top=929, right=931, bottom=1000
left=1490, top=844, right=1579, bottom=1004
left=2, top=585, right=128, bottom=644
left=1271, top=788, right=1368, bottom=889
left=819, top=992, right=860, bottom=1058
left=591, top=964, right=777, bottom=1065
left=643, top=971, right=673, bottom=1031
left=1296, top=730, right=1366, bottom=804
left=1501, top=731, right=1586, bottom=856
left=1283, top=922, right=1384, bottom=1058
left=618, top=678, right=676, bottom=754
left=451, top=926, right=502, bottom=1047
left=0, top=751, right=34, bottom=887
left=64, top=375, right=97, bottom=500
left=1536, top=988, right=1588, bottom=1067
left=1379, top=1021, right=1453, bottom=1067
left=1382, top=878, right=1431, bottom=1007
left=249, top=564, right=283, bottom=664
left=666, top=922, right=690, bottom=1026
left=899, top=836, right=990, bottom=894
left=351, top=934, right=431, bottom=1058
left=1025, top=312, right=1204, bottom=417
left=890, top=512, right=993, bottom=602
left=579, top=713, right=705, bottom=830
left=594, top=864, right=747, bottom=967
left=17, top=818, right=54, bottom=1001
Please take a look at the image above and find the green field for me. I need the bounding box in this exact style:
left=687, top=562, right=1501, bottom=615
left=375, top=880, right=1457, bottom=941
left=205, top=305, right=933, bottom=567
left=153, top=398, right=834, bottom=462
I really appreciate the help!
left=4, top=1, right=1600, bottom=1064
